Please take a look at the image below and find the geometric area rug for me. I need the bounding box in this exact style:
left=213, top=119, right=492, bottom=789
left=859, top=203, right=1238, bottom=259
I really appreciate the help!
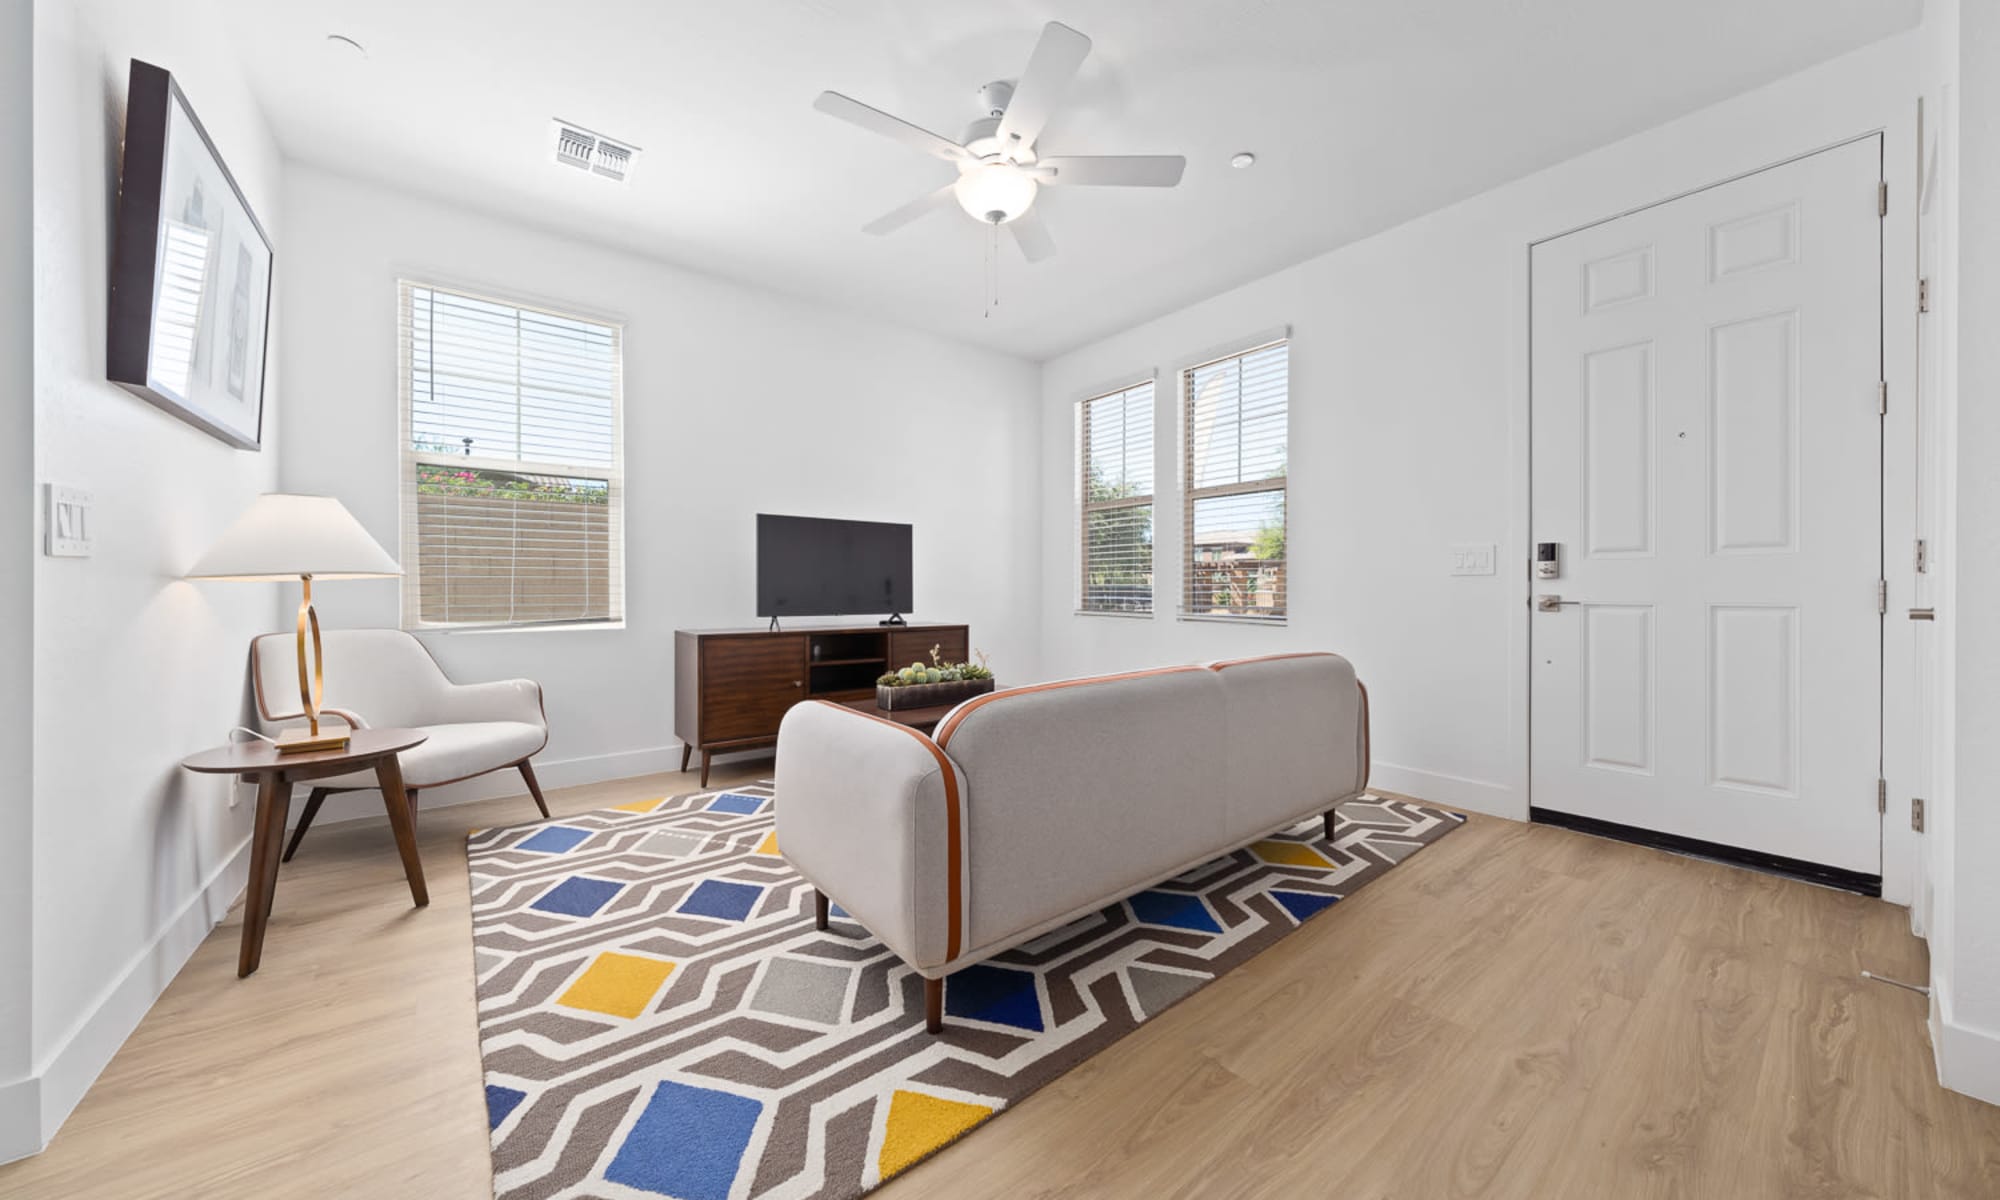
left=466, top=783, right=1463, bottom=1200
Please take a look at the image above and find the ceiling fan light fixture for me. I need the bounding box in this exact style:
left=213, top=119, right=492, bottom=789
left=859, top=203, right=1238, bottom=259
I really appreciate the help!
left=954, top=161, right=1037, bottom=224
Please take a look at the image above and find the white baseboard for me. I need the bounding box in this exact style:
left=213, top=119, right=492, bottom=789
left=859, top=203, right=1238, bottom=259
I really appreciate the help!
left=1, top=833, right=252, bottom=1164
left=0, top=1072, right=40, bottom=1166
left=1931, top=982, right=2000, bottom=1107
left=1369, top=761, right=1524, bottom=820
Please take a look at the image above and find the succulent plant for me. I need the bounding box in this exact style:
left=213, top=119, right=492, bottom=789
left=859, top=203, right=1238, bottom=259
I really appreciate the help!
left=877, top=653, right=995, bottom=688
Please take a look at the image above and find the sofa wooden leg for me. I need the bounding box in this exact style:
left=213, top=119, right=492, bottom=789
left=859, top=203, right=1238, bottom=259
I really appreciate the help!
left=680, top=743, right=693, bottom=773
left=517, top=760, right=551, bottom=820
left=1323, top=809, right=1338, bottom=841
left=925, top=976, right=944, bottom=1035
left=814, top=889, right=829, bottom=931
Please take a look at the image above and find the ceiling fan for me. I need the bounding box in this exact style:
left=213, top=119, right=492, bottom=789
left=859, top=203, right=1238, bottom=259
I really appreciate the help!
left=814, top=21, right=1186, bottom=263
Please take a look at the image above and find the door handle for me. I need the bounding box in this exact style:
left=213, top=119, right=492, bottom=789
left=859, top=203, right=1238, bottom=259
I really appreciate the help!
left=1535, top=595, right=1581, bottom=612
left=1908, top=608, right=1936, bottom=621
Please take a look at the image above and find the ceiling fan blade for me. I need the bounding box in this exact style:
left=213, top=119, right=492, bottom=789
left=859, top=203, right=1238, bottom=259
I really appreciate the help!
left=861, top=182, right=957, bottom=235
left=1039, top=155, right=1186, bottom=187
left=995, top=22, right=1091, bottom=154
left=1009, top=209, right=1056, bottom=263
left=815, top=91, right=971, bottom=164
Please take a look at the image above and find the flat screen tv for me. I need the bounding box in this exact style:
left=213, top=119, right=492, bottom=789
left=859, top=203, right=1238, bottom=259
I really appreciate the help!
left=757, top=514, right=913, bottom=623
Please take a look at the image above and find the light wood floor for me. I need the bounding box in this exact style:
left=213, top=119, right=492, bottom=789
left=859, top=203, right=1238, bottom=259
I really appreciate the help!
left=3, top=764, right=1996, bottom=1199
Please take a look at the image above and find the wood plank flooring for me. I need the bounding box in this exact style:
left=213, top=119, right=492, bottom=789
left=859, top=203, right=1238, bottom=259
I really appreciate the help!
left=1, top=764, right=1994, bottom=1199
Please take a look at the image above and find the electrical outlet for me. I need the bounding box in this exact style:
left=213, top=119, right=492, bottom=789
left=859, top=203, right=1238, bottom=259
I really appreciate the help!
left=1450, top=543, right=1496, bottom=576
left=44, top=484, right=92, bottom=557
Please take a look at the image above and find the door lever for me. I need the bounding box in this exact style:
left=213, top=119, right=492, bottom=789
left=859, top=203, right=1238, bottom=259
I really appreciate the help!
left=1908, top=607, right=1936, bottom=621
left=1535, top=595, right=1581, bottom=612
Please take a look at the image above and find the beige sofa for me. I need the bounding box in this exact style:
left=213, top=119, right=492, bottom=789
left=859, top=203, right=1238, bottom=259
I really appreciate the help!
left=773, top=651, right=1370, bottom=1032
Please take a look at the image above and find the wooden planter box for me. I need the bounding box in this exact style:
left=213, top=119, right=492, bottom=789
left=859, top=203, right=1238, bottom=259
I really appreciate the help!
left=876, top=677, right=995, bottom=711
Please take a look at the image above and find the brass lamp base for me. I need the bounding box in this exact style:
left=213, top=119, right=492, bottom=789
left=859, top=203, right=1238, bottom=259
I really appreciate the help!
left=276, top=572, right=348, bottom=755
left=275, top=727, right=351, bottom=755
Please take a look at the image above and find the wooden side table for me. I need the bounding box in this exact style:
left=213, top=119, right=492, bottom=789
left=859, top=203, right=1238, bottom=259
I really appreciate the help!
left=182, top=728, right=429, bottom=977
left=837, top=698, right=957, bottom=734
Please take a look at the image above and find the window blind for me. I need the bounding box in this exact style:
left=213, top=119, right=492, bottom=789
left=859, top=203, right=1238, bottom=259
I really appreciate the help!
left=1182, top=340, right=1287, bottom=621
left=1079, top=380, right=1155, bottom=614
left=397, top=281, right=625, bottom=629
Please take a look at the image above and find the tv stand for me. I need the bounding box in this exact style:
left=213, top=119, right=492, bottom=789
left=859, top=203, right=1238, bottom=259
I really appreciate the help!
left=674, top=622, right=969, bottom=786
left=880, top=613, right=907, bottom=627
left=768, top=615, right=780, bottom=632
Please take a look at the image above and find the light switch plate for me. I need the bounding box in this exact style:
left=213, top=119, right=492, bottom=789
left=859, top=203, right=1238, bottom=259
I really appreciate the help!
left=44, top=484, right=92, bottom=557
left=1450, top=543, right=1496, bottom=576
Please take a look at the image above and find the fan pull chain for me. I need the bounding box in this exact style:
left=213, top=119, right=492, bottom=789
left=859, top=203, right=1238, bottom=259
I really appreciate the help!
left=981, top=219, right=1007, bottom=318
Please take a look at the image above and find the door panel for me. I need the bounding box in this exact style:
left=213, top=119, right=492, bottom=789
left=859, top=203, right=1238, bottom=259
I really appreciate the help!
left=700, top=636, right=807, bottom=743
left=1531, top=137, right=1882, bottom=874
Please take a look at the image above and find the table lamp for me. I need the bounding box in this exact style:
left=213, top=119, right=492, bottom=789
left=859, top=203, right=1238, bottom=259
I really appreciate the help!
left=188, top=494, right=402, bottom=754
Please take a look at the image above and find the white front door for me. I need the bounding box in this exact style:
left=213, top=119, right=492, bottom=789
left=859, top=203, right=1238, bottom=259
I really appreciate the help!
left=1529, top=137, right=1884, bottom=876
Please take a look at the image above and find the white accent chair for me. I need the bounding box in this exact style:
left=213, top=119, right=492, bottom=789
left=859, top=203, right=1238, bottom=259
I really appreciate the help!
left=250, top=629, right=551, bottom=861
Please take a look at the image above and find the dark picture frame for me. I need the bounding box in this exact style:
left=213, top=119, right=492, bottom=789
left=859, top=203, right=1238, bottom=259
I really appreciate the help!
left=107, top=59, right=273, bottom=450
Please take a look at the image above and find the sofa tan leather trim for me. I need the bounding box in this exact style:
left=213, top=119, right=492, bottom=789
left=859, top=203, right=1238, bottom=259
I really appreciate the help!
left=1207, top=650, right=1337, bottom=671
left=807, top=701, right=965, bottom=962
left=1357, top=679, right=1371, bottom=792
left=932, top=665, right=1209, bottom=749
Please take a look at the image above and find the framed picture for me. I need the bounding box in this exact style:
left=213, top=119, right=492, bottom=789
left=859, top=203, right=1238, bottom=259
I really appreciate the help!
left=107, top=59, right=273, bottom=450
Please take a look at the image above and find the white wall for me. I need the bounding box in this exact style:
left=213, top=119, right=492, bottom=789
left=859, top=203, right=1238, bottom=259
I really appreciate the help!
left=1934, top=0, right=2000, bottom=1107
left=277, top=166, right=1043, bottom=823
left=0, top=0, right=37, bottom=1166
left=20, top=0, right=286, bottom=1156
left=1038, top=34, right=1921, bottom=829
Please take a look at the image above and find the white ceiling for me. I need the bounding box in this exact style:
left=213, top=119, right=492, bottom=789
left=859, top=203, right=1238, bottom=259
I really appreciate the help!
left=219, top=0, right=1920, bottom=361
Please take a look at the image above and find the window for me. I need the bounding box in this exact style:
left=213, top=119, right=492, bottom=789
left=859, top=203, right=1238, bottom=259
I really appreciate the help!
left=1078, top=380, right=1155, bottom=614
left=398, top=282, right=624, bottom=629
left=1182, top=339, right=1288, bottom=621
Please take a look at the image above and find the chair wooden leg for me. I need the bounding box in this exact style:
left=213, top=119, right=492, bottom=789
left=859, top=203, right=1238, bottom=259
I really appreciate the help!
left=1324, top=810, right=1338, bottom=841
left=925, top=976, right=944, bottom=1035
left=680, top=743, right=693, bottom=773
left=814, top=889, right=829, bottom=931
left=281, top=788, right=330, bottom=863
left=700, top=750, right=712, bottom=788
left=517, top=760, right=551, bottom=819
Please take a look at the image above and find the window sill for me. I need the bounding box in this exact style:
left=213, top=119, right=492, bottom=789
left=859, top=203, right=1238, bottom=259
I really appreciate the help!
left=1073, top=609, right=1156, bottom=621
left=1176, top=613, right=1289, bottom=627
left=411, top=620, right=628, bottom=636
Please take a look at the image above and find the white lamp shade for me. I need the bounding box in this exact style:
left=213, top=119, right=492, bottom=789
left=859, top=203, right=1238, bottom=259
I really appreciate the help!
left=187, top=493, right=402, bottom=581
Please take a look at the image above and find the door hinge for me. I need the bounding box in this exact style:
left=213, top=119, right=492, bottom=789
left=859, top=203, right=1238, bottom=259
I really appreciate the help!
left=1916, top=538, right=1930, bottom=573
left=1878, top=778, right=1888, bottom=813
left=1878, top=579, right=1888, bottom=614
left=1879, top=180, right=1889, bottom=216
left=1919, top=277, right=1931, bottom=313
left=1878, top=380, right=1889, bottom=415
left=1912, top=796, right=1926, bottom=832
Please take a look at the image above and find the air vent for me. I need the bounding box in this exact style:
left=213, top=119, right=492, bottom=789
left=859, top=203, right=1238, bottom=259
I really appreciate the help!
left=552, top=120, right=638, bottom=182
left=592, top=140, right=632, bottom=181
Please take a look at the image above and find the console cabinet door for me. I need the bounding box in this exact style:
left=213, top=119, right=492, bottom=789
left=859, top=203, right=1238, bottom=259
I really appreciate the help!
left=889, top=627, right=967, bottom=670
left=700, top=636, right=807, bottom=743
